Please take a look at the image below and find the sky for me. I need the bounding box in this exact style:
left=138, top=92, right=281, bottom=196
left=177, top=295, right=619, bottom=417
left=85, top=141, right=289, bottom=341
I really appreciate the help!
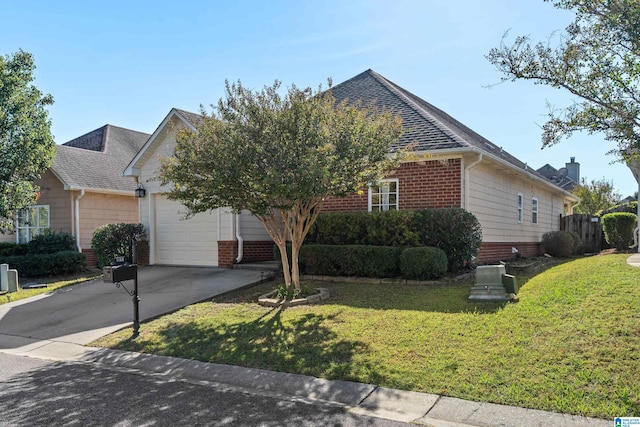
left=2, top=0, right=637, bottom=197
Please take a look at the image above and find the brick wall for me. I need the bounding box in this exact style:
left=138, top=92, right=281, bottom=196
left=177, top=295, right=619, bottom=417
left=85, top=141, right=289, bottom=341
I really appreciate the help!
left=218, top=240, right=238, bottom=268
left=242, top=241, right=276, bottom=262
left=321, top=159, right=462, bottom=212
left=476, top=242, right=542, bottom=263
left=82, top=248, right=97, bottom=268
left=135, top=240, right=149, bottom=266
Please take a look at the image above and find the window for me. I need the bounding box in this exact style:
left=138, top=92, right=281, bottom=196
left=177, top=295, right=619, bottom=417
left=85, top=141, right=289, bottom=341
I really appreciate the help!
left=16, top=205, right=50, bottom=243
left=369, top=179, right=399, bottom=211
left=532, top=197, right=538, bottom=224
left=517, top=193, right=523, bottom=223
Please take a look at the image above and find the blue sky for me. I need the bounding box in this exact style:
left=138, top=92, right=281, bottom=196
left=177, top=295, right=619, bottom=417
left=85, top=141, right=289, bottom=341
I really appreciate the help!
left=2, top=0, right=637, bottom=197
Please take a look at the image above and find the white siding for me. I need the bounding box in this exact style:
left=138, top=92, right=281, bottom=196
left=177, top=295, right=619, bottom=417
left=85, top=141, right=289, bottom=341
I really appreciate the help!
left=239, top=210, right=271, bottom=240
left=467, top=162, right=566, bottom=243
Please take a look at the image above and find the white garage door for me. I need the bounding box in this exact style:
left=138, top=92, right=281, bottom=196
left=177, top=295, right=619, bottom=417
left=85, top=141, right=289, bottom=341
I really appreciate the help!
left=154, top=195, right=218, bottom=266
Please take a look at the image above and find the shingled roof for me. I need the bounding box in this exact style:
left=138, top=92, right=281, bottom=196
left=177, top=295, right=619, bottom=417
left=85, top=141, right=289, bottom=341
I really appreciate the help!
left=331, top=69, right=550, bottom=182
left=52, top=125, right=150, bottom=192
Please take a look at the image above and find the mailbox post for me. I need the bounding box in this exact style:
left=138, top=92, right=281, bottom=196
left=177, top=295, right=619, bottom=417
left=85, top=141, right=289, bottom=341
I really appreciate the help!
left=104, top=263, right=140, bottom=338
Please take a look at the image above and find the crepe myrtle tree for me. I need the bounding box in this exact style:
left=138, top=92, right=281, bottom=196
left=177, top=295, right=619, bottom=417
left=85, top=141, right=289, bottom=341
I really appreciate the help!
left=159, top=79, right=403, bottom=292
left=0, top=50, right=55, bottom=231
left=486, top=0, right=640, bottom=159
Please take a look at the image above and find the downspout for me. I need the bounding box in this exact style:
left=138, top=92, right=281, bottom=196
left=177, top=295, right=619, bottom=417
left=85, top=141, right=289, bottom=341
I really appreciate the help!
left=74, top=189, right=86, bottom=252
left=464, top=153, right=483, bottom=210
left=636, top=180, right=640, bottom=252
left=235, top=212, right=244, bottom=263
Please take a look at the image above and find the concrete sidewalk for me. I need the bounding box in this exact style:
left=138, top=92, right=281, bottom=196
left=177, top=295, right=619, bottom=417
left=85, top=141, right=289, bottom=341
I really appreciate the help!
left=0, top=339, right=611, bottom=427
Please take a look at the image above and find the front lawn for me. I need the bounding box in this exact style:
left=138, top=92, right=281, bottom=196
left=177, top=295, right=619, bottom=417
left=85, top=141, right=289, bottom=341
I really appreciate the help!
left=0, top=271, right=103, bottom=305
left=92, top=254, right=640, bottom=418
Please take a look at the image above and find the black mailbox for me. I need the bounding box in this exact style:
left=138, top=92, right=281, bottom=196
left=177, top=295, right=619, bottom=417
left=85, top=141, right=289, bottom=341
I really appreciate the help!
left=103, top=264, right=138, bottom=283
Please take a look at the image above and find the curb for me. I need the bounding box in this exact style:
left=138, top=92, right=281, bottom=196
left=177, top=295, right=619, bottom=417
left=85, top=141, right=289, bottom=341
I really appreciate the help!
left=71, top=346, right=610, bottom=427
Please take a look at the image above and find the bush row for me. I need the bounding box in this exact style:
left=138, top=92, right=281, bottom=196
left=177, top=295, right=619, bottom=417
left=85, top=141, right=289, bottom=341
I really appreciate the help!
left=0, top=242, right=28, bottom=257
left=0, top=231, right=76, bottom=257
left=306, top=208, right=482, bottom=271
left=0, top=251, right=86, bottom=277
left=297, top=244, right=448, bottom=280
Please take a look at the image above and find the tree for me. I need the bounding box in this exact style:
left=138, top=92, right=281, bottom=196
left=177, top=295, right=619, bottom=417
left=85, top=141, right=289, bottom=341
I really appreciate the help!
left=0, top=50, right=55, bottom=231
left=486, top=0, right=640, bottom=159
left=159, top=80, right=403, bottom=291
left=572, top=177, right=621, bottom=214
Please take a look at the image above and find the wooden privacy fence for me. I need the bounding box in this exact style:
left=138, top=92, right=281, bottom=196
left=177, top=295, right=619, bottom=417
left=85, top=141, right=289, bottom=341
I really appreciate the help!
left=560, top=214, right=602, bottom=253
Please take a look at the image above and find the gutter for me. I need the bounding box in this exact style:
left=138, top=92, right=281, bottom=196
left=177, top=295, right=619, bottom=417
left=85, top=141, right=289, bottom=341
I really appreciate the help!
left=235, top=212, right=244, bottom=263
left=74, top=189, right=86, bottom=252
left=463, top=153, right=483, bottom=210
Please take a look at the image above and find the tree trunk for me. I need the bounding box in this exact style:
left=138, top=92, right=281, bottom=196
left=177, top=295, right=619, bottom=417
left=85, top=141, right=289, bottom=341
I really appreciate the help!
left=291, top=239, right=301, bottom=291
left=276, top=241, right=292, bottom=289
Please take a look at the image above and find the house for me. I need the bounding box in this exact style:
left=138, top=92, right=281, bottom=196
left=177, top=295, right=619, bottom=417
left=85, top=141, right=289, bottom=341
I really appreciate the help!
left=0, top=125, right=150, bottom=266
left=124, top=70, right=579, bottom=267
left=536, top=157, right=580, bottom=191
left=124, top=109, right=274, bottom=268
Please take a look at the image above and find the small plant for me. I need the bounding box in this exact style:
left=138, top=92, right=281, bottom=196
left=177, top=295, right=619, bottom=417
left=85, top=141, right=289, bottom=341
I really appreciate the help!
left=274, top=283, right=317, bottom=300
left=91, top=223, right=145, bottom=268
left=541, top=230, right=579, bottom=257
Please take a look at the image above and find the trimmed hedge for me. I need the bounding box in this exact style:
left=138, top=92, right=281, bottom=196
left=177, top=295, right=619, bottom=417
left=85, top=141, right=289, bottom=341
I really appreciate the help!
left=296, top=244, right=448, bottom=279
left=306, top=208, right=482, bottom=271
left=300, top=245, right=401, bottom=278
left=598, top=201, right=638, bottom=217
left=602, top=212, right=637, bottom=250
left=541, top=230, right=581, bottom=257
left=92, top=223, right=145, bottom=268
left=399, top=247, right=448, bottom=280
left=0, top=251, right=86, bottom=277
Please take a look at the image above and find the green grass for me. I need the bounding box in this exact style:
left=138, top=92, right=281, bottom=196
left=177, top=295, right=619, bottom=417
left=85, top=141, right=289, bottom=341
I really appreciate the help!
left=0, top=272, right=103, bottom=305
left=91, top=254, right=640, bottom=418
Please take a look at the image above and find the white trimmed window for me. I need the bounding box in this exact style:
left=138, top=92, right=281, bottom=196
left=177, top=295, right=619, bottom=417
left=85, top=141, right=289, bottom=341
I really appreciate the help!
left=532, top=197, right=538, bottom=224
left=517, top=193, right=523, bottom=223
left=16, top=205, right=50, bottom=243
left=369, top=179, right=399, bottom=212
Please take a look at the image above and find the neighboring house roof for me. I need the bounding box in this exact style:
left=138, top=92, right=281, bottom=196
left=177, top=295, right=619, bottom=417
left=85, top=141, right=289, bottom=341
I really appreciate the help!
left=331, top=69, right=574, bottom=196
left=535, top=163, right=578, bottom=191
left=52, top=125, right=150, bottom=193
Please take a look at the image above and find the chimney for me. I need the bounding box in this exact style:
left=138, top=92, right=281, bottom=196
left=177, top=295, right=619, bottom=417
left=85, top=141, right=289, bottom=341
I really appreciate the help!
left=565, top=157, right=580, bottom=183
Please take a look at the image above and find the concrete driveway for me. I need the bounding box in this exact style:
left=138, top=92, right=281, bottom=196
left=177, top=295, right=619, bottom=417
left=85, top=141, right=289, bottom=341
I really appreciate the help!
left=0, top=266, right=267, bottom=353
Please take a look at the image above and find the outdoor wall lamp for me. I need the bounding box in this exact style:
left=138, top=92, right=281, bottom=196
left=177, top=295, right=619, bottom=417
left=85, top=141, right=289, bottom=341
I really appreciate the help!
left=135, top=183, right=146, bottom=198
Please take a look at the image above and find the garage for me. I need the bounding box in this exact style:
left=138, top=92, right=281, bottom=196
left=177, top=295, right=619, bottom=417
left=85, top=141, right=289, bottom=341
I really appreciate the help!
left=153, top=195, right=218, bottom=266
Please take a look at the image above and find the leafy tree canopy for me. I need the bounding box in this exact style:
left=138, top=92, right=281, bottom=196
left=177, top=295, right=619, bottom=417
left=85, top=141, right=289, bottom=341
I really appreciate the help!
left=160, top=79, right=403, bottom=290
left=486, top=0, right=640, bottom=159
left=572, top=177, right=622, bottom=214
left=0, top=49, right=55, bottom=230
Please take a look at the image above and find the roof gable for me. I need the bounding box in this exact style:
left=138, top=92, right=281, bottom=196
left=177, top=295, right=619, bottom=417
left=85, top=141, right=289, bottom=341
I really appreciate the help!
left=124, top=108, right=200, bottom=176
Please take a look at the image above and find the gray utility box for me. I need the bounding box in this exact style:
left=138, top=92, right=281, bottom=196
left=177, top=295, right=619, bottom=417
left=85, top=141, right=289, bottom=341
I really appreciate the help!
left=103, top=264, right=137, bottom=283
